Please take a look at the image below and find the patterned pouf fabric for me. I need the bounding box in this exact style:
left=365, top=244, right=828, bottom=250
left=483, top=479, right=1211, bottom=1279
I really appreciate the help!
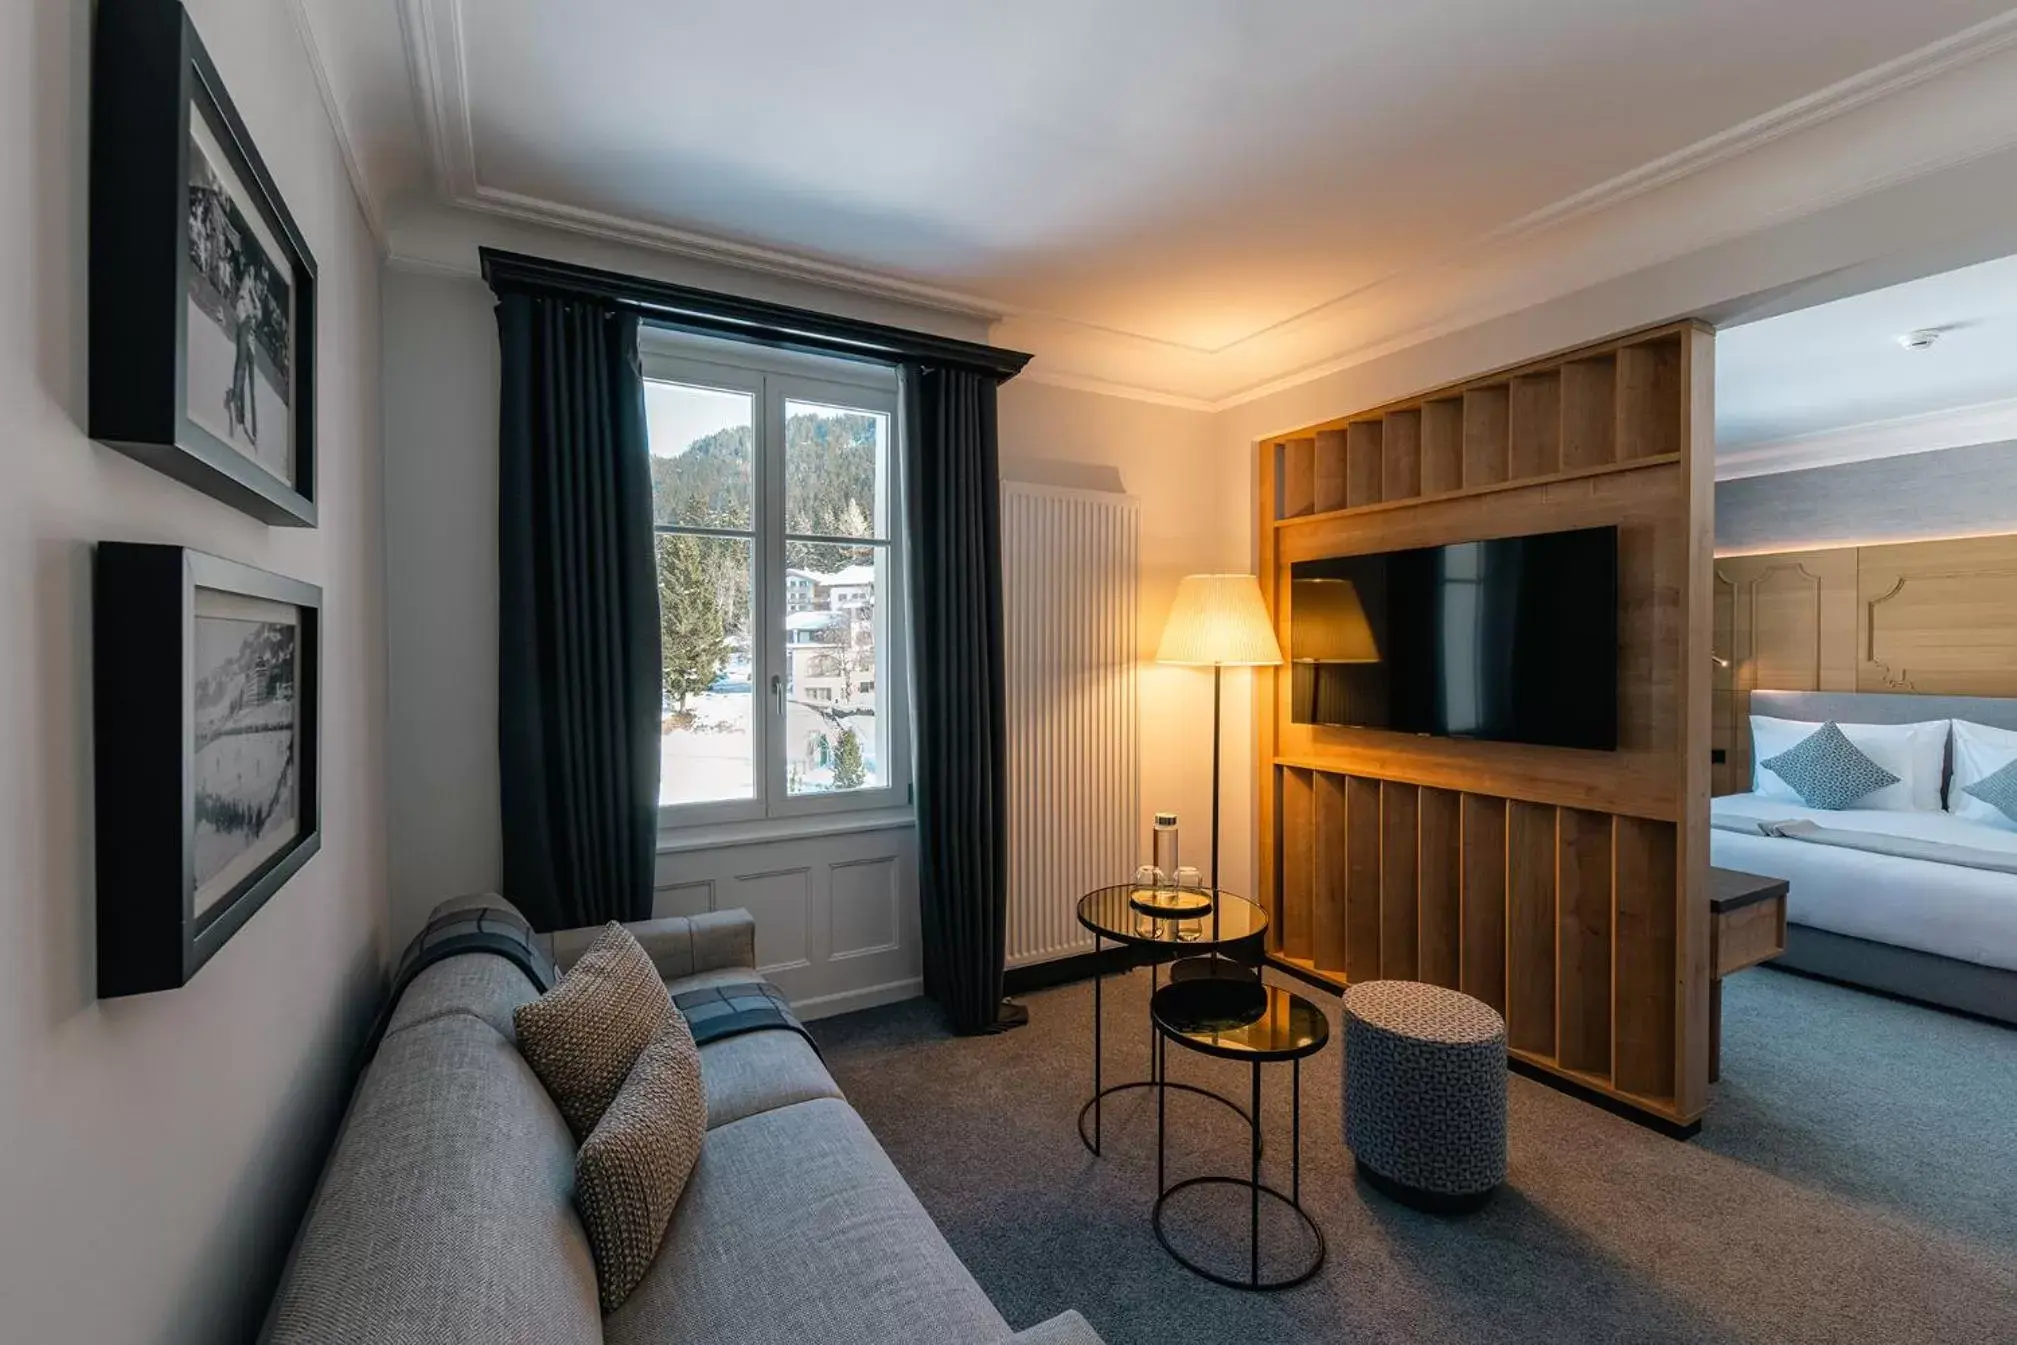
left=1340, top=980, right=1507, bottom=1212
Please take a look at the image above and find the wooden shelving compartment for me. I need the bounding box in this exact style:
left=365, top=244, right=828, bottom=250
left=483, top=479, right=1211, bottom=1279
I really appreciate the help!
left=1255, top=319, right=1714, bottom=1128
left=1267, top=328, right=1696, bottom=525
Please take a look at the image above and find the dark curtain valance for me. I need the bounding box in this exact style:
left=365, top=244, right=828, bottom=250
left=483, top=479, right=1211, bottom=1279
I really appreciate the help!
left=495, top=290, right=660, bottom=931
left=482, top=248, right=1032, bottom=384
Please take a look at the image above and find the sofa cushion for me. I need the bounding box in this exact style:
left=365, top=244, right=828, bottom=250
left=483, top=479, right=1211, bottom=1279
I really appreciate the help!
left=604, top=1098, right=1011, bottom=1345
left=577, top=1014, right=708, bottom=1311
left=698, top=1027, right=844, bottom=1130
left=515, top=922, right=672, bottom=1139
left=263, top=1011, right=600, bottom=1345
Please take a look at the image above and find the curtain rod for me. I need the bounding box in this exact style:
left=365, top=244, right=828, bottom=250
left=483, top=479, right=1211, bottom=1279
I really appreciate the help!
left=479, top=248, right=1033, bottom=382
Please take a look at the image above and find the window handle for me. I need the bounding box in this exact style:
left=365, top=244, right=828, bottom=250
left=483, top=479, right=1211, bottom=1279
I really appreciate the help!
left=771, top=674, right=783, bottom=718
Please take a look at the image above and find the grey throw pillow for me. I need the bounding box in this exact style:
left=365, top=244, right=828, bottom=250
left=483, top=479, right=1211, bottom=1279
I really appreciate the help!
left=1962, top=758, right=2017, bottom=826
left=1761, top=721, right=1899, bottom=811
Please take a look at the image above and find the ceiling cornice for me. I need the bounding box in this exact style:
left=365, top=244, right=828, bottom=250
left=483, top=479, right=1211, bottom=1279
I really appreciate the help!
left=1473, top=9, right=2017, bottom=255
left=350, top=1, right=2017, bottom=410
left=284, top=0, right=385, bottom=246
left=1716, top=396, right=2017, bottom=481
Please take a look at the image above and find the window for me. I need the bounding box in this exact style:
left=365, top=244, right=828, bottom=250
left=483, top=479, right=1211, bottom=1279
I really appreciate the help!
left=643, top=334, right=906, bottom=828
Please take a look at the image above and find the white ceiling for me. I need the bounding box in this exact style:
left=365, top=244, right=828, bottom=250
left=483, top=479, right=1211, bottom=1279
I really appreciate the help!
left=1719, top=252, right=2017, bottom=447
left=299, top=1, right=2017, bottom=407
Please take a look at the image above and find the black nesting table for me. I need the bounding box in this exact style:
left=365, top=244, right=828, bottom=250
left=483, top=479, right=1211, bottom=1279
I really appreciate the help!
left=1074, top=886, right=1269, bottom=1155
left=1150, top=976, right=1329, bottom=1290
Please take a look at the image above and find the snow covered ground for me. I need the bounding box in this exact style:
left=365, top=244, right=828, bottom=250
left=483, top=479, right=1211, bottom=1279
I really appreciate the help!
left=660, top=689, right=883, bottom=806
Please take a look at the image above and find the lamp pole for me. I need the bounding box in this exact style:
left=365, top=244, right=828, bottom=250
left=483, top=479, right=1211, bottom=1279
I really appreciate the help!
left=1211, top=661, right=1222, bottom=944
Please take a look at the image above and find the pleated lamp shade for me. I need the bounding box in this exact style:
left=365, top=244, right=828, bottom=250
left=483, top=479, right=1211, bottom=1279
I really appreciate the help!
left=1155, top=574, right=1284, bottom=667
left=1291, top=578, right=1380, bottom=663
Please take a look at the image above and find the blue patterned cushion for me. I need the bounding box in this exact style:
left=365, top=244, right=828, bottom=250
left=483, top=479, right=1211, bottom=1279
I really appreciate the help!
left=1962, top=758, right=2017, bottom=825
left=1761, top=721, right=1899, bottom=810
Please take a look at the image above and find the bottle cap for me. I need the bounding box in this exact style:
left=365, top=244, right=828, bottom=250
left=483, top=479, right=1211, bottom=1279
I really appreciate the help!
left=1153, top=811, right=1177, bottom=827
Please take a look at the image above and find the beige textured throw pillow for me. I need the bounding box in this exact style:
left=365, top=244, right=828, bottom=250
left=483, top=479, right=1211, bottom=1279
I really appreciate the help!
left=575, top=1014, right=707, bottom=1311
left=513, top=922, right=672, bottom=1139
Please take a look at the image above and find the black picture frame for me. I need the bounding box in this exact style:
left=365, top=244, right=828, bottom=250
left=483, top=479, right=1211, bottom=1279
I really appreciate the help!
left=90, top=0, right=318, bottom=527
left=94, top=544, right=323, bottom=997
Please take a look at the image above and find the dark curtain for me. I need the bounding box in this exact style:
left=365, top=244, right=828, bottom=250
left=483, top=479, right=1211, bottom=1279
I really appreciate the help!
left=495, top=291, right=659, bottom=931
left=904, top=364, right=1015, bottom=1034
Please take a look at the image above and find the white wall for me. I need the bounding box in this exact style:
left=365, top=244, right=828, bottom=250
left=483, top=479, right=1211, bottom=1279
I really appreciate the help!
left=0, top=0, right=387, bottom=1341
left=382, top=268, right=500, bottom=933
left=996, top=381, right=1248, bottom=898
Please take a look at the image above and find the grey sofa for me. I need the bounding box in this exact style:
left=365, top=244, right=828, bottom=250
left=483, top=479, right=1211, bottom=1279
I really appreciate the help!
left=262, top=896, right=1102, bottom=1345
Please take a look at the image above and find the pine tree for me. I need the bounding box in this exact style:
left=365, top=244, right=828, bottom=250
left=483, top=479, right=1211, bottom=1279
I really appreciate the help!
left=832, top=726, right=865, bottom=790
left=657, top=533, right=728, bottom=713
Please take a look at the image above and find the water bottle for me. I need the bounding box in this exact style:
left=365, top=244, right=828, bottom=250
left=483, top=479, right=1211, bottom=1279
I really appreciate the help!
left=1152, top=813, right=1179, bottom=891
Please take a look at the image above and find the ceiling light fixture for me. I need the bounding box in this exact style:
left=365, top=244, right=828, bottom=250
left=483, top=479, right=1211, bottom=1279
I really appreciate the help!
left=1897, top=328, right=1947, bottom=350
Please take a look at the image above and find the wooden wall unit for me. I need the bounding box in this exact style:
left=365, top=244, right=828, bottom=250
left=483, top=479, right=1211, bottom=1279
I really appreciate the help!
left=1256, top=322, right=1715, bottom=1127
left=1711, top=533, right=2017, bottom=795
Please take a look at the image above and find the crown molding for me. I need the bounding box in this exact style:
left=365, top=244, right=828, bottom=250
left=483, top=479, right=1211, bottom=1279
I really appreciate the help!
left=391, top=1, right=2017, bottom=410
left=284, top=0, right=385, bottom=246
left=1476, top=10, right=2017, bottom=254
left=1716, top=396, right=2017, bottom=481
left=1015, top=367, right=1217, bottom=413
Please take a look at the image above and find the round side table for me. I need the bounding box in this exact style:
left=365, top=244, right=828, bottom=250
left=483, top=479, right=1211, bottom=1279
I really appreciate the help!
left=1150, top=976, right=1329, bottom=1291
left=1075, top=886, right=1269, bottom=1156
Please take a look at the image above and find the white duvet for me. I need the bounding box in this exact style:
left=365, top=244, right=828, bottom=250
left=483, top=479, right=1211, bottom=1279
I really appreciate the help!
left=1710, top=792, right=2017, bottom=973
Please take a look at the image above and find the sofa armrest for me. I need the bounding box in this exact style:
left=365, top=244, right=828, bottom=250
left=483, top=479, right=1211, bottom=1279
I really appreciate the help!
left=546, top=909, right=757, bottom=983
left=1008, top=1312, right=1106, bottom=1345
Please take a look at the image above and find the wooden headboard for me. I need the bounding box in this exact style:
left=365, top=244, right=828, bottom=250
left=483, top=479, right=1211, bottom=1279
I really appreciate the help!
left=1713, top=534, right=2017, bottom=794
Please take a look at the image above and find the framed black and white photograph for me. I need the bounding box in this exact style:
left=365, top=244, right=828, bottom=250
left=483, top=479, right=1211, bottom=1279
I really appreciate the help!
left=90, top=0, right=317, bottom=527
left=94, top=544, right=322, bottom=997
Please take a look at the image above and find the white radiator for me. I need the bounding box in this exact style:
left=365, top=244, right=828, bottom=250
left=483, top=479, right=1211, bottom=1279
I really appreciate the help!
left=1002, top=481, right=1141, bottom=966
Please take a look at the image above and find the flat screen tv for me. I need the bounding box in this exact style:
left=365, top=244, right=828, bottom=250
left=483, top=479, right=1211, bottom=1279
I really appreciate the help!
left=1289, top=525, right=1618, bottom=750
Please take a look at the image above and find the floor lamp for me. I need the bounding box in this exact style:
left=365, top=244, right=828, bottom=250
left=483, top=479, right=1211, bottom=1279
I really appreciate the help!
left=1154, top=575, right=1284, bottom=914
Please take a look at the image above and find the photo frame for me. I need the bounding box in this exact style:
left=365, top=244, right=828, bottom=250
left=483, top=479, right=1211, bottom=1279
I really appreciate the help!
left=90, top=0, right=318, bottom=527
left=94, top=544, right=322, bottom=997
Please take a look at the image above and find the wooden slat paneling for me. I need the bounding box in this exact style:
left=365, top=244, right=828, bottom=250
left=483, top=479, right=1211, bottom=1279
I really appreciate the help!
left=1380, top=782, right=1420, bottom=980
left=1506, top=801, right=1558, bottom=1058
left=1417, top=788, right=1462, bottom=989
left=1346, top=775, right=1384, bottom=983
left=1613, top=815, right=1677, bottom=1100
left=1557, top=808, right=1614, bottom=1077
left=1281, top=768, right=1314, bottom=960
left=1312, top=771, right=1350, bottom=974
left=1382, top=409, right=1422, bottom=502
left=1459, top=793, right=1506, bottom=1013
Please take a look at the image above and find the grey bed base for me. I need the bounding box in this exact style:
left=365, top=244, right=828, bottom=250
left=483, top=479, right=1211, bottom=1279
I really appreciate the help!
left=1771, top=924, right=2017, bottom=1027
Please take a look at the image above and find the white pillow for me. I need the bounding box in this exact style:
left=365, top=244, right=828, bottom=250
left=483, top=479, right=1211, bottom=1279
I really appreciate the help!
left=1949, top=719, right=2017, bottom=830
left=1749, top=715, right=1949, bottom=812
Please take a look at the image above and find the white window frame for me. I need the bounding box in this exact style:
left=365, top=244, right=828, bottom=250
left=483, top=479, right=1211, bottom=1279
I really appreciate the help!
left=641, top=329, right=911, bottom=837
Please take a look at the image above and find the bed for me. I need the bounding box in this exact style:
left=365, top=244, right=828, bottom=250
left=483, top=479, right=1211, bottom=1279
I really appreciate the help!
left=1710, top=690, right=2017, bottom=1025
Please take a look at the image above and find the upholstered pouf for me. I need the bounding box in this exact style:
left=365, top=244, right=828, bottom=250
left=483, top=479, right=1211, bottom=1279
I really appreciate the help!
left=1340, top=980, right=1507, bottom=1213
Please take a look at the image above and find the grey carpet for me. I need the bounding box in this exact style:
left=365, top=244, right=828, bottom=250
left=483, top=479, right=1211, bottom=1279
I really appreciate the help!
left=810, top=965, right=2017, bottom=1345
